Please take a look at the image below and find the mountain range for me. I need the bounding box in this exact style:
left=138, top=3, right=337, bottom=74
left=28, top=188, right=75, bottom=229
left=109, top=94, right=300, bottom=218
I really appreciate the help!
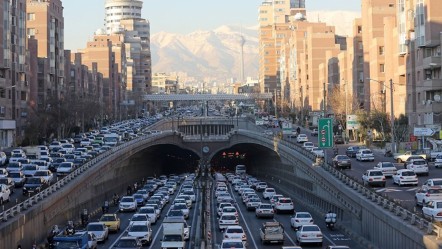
left=150, top=11, right=360, bottom=82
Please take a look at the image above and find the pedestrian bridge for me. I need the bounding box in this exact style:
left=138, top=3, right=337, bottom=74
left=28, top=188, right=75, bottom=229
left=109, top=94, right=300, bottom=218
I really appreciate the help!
left=0, top=117, right=441, bottom=249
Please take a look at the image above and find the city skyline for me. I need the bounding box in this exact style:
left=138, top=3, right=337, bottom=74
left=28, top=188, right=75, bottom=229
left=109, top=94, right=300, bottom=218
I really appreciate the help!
left=64, top=0, right=361, bottom=50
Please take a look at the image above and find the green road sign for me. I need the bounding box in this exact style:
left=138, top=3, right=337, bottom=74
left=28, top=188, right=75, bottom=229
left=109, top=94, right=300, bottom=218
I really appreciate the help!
left=318, top=118, right=333, bottom=148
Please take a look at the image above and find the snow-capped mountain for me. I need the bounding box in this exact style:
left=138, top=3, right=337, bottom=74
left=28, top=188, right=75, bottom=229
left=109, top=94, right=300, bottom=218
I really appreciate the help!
left=150, top=11, right=359, bottom=81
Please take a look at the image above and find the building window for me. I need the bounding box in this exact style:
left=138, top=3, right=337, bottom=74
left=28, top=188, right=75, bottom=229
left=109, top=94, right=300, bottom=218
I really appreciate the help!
left=27, top=13, right=35, bottom=21
left=379, top=46, right=384, bottom=55
left=358, top=41, right=363, bottom=50
left=380, top=64, right=385, bottom=73
left=27, top=28, right=35, bottom=36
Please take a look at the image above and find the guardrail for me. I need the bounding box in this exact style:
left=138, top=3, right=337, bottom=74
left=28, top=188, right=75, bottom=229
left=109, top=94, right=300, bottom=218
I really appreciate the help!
left=0, top=127, right=170, bottom=225
left=236, top=129, right=442, bottom=238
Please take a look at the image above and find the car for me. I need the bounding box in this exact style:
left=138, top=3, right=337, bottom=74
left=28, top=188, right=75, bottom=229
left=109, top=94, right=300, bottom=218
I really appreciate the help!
left=274, top=197, right=294, bottom=214
left=362, top=169, right=386, bottom=187
left=356, top=149, right=375, bottom=161
left=334, top=135, right=344, bottom=144
left=422, top=178, right=442, bottom=191
left=22, top=177, right=47, bottom=195
left=0, top=151, right=7, bottom=165
left=48, top=141, right=62, bottom=151
left=217, top=202, right=234, bottom=216
left=74, top=231, right=98, bottom=249
left=219, top=213, right=239, bottom=231
left=119, top=196, right=137, bottom=212
left=270, top=194, right=284, bottom=207
left=223, top=225, right=247, bottom=243
left=392, top=169, right=418, bottom=186
left=86, top=222, right=109, bottom=242
left=9, top=171, right=26, bottom=187
left=255, top=203, right=274, bottom=218
left=22, top=164, right=38, bottom=177
left=0, top=177, right=14, bottom=193
left=246, top=197, right=261, bottom=211
left=171, top=203, right=190, bottom=219
left=422, top=200, right=442, bottom=222
left=296, top=134, right=308, bottom=143
left=6, top=162, right=22, bottom=173
left=302, top=142, right=314, bottom=151
left=219, top=239, right=246, bottom=249
left=310, top=128, right=318, bottom=136
left=333, top=155, right=351, bottom=169
left=113, top=236, right=142, bottom=249
left=138, top=206, right=158, bottom=223
left=166, top=209, right=185, bottom=219
left=99, top=213, right=120, bottom=232
left=0, top=168, right=8, bottom=177
left=127, top=221, right=152, bottom=245
left=415, top=187, right=442, bottom=206
left=255, top=182, right=268, bottom=192
left=346, top=146, right=363, bottom=158
left=403, top=155, right=426, bottom=166
left=34, top=170, right=54, bottom=184
left=406, top=159, right=429, bottom=176
left=290, top=211, right=314, bottom=230
left=435, top=154, right=442, bottom=168
left=374, top=162, right=398, bottom=177
left=133, top=193, right=145, bottom=206
left=295, top=225, right=323, bottom=246
left=221, top=206, right=238, bottom=217
left=263, top=187, right=276, bottom=199
left=56, top=162, right=75, bottom=176
left=311, top=147, right=325, bottom=158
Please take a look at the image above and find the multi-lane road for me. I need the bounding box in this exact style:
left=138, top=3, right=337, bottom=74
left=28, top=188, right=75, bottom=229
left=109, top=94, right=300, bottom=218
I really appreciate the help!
left=210, top=174, right=363, bottom=249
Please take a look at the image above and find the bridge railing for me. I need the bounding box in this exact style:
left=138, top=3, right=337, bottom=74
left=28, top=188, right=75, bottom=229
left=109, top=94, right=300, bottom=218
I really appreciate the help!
left=0, top=129, right=173, bottom=225
left=235, top=129, right=442, bottom=238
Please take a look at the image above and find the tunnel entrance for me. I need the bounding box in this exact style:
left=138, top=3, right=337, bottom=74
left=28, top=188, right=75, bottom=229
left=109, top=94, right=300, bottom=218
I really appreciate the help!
left=210, top=143, right=281, bottom=174
left=130, top=144, right=200, bottom=176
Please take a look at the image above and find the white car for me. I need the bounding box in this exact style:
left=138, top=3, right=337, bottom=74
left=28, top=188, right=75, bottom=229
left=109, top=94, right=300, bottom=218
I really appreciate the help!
left=263, top=188, right=276, bottom=199
left=415, top=187, right=442, bottom=206
left=311, top=147, right=325, bottom=158
left=86, top=222, right=109, bottom=242
left=302, top=142, right=314, bottom=151
left=217, top=202, right=234, bottom=217
left=138, top=207, right=158, bottom=224
left=274, top=197, right=294, bottom=214
left=296, top=134, right=308, bottom=143
left=422, top=200, right=442, bottom=221
left=129, top=214, right=150, bottom=226
left=255, top=182, right=268, bottom=191
left=435, top=155, right=442, bottom=168
left=392, top=169, right=418, bottom=186
left=296, top=225, right=323, bottom=246
left=291, top=212, right=314, bottom=230
left=219, top=214, right=239, bottom=231
left=127, top=221, right=152, bottom=246
left=48, top=141, right=62, bottom=151
left=422, top=178, right=442, bottom=191
left=221, top=206, right=238, bottom=217
left=374, top=162, right=397, bottom=177
left=223, top=225, right=247, bottom=243
left=119, top=196, right=137, bottom=212
left=0, top=168, right=8, bottom=178
left=172, top=203, right=190, bottom=219
left=34, top=170, right=54, bottom=184
left=406, top=159, right=429, bottom=176
left=219, top=239, right=246, bottom=249
left=362, top=169, right=386, bottom=187
left=356, top=149, right=375, bottom=161
left=74, top=232, right=97, bottom=249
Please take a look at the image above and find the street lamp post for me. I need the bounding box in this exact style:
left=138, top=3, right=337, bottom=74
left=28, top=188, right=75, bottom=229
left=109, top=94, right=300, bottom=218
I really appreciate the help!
left=367, top=78, right=396, bottom=153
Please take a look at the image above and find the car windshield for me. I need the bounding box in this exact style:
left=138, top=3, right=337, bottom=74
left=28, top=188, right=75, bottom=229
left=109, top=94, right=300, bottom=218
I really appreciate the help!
left=133, top=194, right=143, bottom=199
left=337, top=156, right=349, bottom=160
left=436, top=202, right=442, bottom=208
left=87, top=224, right=104, bottom=231
left=140, top=208, right=154, bottom=214
left=414, top=160, right=426, bottom=165
left=121, top=197, right=134, bottom=202
left=297, top=213, right=312, bottom=218
left=132, top=215, right=147, bottom=221
left=402, top=171, right=416, bottom=176
left=432, top=180, right=442, bottom=185
left=55, top=241, right=80, bottom=248
left=260, top=204, right=272, bottom=209
left=163, top=234, right=182, bottom=241
left=27, top=178, right=41, bottom=184
left=381, top=162, right=394, bottom=167
left=222, top=242, right=244, bottom=248
left=370, top=171, right=383, bottom=176
left=303, top=226, right=320, bottom=232
left=222, top=215, right=236, bottom=220
left=9, top=173, right=21, bottom=178
left=23, top=165, right=36, bottom=170
left=34, top=171, right=48, bottom=176
left=362, top=150, right=372, bottom=154
left=100, top=215, right=116, bottom=221
left=129, top=225, right=147, bottom=232
left=226, top=228, right=244, bottom=233
left=115, top=239, right=138, bottom=247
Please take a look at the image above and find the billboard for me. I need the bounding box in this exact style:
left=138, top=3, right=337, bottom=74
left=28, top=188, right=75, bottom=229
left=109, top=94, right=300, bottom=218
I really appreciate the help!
left=346, top=115, right=360, bottom=130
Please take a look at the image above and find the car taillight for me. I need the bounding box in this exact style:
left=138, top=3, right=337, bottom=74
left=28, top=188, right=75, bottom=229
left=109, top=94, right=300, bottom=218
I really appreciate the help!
left=317, top=234, right=323, bottom=237
left=270, top=210, right=274, bottom=213
left=301, top=235, right=308, bottom=237
left=225, top=235, right=228, bottom=238
left=242, top=234, right=246, bottom=239
left=369, top=178, right=373, bottom=182
left=277, top=203, right=281, bottom=205
left=437, top=212, right=442, bottom=216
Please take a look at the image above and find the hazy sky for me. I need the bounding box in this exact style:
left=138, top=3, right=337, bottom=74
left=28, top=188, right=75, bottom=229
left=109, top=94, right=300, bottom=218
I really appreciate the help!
left=64, top=0, right=361, bottom=51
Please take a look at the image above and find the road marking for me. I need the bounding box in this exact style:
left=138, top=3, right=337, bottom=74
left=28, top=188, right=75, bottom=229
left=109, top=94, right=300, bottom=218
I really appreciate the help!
left=273, top=217, right=296, bottom=245
left=376, top=188, right=403, bottom=193
left=406, top=187, right=419, bottom=192
left=229, top=184, right=259, bottom=249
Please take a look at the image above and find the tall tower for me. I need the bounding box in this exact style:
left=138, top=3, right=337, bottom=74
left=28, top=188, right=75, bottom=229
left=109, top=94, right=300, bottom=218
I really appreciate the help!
left=239, top=34, right=245, bottom=83
left=104, top=0, right=143, bottom=34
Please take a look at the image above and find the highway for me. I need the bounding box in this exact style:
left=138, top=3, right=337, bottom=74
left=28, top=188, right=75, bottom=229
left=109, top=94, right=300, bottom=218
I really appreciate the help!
left=210, top=174, right=363, bottom=249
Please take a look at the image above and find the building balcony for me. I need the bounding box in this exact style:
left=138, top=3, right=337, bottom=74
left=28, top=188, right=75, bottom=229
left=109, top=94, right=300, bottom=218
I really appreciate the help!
left=423, top=55, right=441, bottom=69
left=417, top=100, right=442, bottom=113
left=421, top=78, right=442, bottom=90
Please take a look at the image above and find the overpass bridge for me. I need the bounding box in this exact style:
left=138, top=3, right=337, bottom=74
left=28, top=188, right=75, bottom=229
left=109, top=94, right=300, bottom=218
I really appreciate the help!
left=1, top=117, right=442, bottom=248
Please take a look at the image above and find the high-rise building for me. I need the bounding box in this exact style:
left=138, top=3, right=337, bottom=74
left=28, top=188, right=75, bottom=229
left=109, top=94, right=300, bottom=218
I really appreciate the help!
left=26, top=0, right=65, bottom=100
left=104, top=0, right=143, bottom=35
left=0, top=0, right=29, bottom=146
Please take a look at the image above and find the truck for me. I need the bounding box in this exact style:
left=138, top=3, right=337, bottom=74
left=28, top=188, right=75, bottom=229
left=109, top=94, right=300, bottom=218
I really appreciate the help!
left=161, top=217, right=186, bottom=249
left=394, top=151, right=427, bottom=163
left=52, top=232, right=89, bottom=249
left=103, top=133, right=121, bottom=146
left=23, top=146, right=41, bottom=159
left=0, top=184, right=11, bottom=205
left=259, top=221, right=284, bottom=244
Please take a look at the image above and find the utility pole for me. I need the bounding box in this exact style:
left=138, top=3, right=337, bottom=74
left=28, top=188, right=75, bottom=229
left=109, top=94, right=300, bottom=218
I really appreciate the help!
left=274, top=88, right=277, bottom=118
left=344, top=80, right=348, bottom=143
left=390, top=79, right=396, bottom=153
left=323, top=82, right=327, bottom=117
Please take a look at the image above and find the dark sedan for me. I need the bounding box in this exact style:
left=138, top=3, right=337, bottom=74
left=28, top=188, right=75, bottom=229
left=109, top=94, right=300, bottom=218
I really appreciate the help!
left=334, top=136, right=344, bottom=144
left=346, top=146, right=364, bottom=158
left=333, top=155, right=352, bottom=169
left=23, top=177, right=47, bottom=195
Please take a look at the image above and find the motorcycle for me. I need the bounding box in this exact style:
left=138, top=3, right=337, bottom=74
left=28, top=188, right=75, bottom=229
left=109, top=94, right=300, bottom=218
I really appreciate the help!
left=384, top=150, right=393, bottom=157
left=325, top=212, right=337, bottom=230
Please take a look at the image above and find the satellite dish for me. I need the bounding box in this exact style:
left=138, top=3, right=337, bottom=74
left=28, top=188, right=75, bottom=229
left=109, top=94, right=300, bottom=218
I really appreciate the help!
left=434, top=94, right=441, bottom=102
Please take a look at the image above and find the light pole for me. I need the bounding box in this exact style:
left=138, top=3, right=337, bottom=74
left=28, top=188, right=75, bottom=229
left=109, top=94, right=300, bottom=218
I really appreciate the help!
left=367, top=78, right=395, bottom=153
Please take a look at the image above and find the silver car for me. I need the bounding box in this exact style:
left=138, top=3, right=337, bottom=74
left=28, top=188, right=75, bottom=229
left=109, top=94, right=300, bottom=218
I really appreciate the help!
left=86, top=222, right=109, bottom=242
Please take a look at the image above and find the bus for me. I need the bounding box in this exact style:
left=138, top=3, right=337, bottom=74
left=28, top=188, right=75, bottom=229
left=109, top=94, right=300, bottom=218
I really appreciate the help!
left=235, top=165, right=246, bottom=175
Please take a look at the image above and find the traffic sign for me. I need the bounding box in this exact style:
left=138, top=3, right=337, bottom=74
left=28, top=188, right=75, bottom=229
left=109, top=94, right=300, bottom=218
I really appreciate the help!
left=414, top=127, right=437, bottom=136
left=318, top=118, right=333, bottom=148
